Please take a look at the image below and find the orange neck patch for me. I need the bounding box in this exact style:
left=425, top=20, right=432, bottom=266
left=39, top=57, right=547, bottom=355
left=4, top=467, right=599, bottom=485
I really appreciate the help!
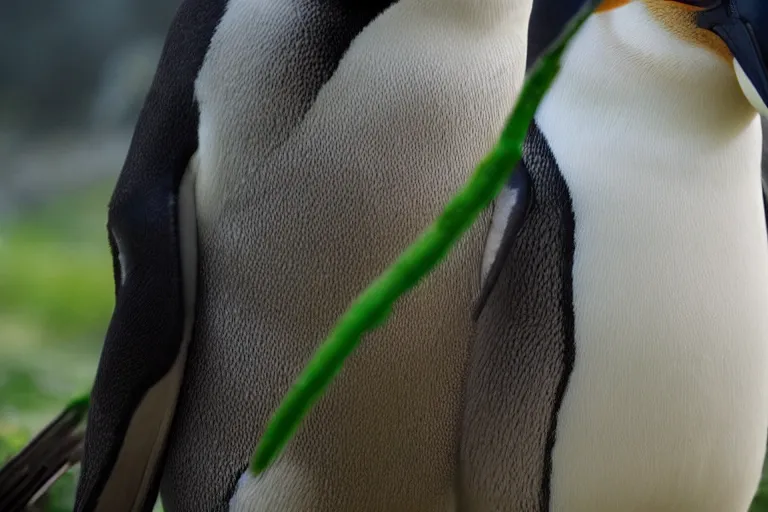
left=591, top=0, right=731, bottom=61
left=595, top=0, right=631, bottom=12
left=644, top=0, right=731, bottom=61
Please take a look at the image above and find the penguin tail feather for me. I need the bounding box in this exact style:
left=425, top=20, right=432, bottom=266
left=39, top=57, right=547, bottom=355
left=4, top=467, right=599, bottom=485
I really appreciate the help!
left=0, top=398, right=88, bottom=512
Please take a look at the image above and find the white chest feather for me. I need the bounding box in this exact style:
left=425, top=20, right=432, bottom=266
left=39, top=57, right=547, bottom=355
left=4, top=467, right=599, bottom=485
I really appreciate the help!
left=536, top=4, right=768, bottom=511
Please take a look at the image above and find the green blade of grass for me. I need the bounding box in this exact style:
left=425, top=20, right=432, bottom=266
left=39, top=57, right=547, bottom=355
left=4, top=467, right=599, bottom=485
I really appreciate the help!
left=63, top=392, right=91, bottom=424
left=250, top=0, right=602, bottom=475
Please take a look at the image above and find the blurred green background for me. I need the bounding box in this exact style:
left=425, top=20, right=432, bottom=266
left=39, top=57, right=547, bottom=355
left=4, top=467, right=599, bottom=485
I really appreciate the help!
left=1, top=1, right=768, bottom=511
left=0, top=186, right=112, bottom=510
left=0, top=2, right=179, bottom=509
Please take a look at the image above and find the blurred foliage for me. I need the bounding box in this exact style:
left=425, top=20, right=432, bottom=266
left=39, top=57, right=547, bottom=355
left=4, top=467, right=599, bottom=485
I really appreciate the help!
left=0, top=187, right=114, bottom=338
left=0, top=185, right=109, bottom=511
left=755, top=473, right=768, bottom=512
left=0, top=184, right=168, bottom=511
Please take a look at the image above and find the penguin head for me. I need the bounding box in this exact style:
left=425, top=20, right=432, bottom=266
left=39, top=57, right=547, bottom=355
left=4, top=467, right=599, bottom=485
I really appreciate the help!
left=595, top=0, right=768, bottom=116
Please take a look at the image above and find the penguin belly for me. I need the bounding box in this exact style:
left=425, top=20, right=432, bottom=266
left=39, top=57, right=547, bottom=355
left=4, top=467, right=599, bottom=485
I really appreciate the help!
left=158, top=0, right=402, bottom=508
left=546, top=128, right=768, bottom=512
left=160, top=0, right=532, bottom=510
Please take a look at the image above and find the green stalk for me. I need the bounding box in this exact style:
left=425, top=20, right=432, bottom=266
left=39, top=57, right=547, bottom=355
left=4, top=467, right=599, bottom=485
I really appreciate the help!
left=64, top=392, right=91, bottom=424
left=251, top=0, right=601, bottom=475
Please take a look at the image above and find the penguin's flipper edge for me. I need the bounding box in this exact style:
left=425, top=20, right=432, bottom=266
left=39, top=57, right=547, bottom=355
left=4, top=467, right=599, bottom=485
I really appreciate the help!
left=762, top=176, right=767, bottom=229
left=0, top=159, right=201, bottom=512
left=0, top=398, right=88, bottom=512
left=474, top=163, right=533, bottom=321
left=72, top=0, right=228, bottom=509
left=0, top=157, right=200, bottom=512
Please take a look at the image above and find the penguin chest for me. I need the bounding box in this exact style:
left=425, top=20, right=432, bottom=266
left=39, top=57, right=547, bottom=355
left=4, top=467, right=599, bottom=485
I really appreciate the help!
left=550, top=171, right=768, bottom=511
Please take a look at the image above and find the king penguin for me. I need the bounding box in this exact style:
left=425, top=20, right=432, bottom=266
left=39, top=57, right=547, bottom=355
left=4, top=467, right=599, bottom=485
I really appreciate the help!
left=461, top=0, right=768, bottom=511
left=27, top=0, right=539, bottom=510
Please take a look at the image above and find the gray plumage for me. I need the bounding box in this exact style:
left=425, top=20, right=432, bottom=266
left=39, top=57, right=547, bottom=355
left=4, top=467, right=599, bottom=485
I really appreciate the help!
left=161, top=0, right=533, bottom=510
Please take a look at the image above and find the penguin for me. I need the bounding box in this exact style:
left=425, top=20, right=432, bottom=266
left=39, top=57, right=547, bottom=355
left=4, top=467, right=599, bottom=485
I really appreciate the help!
left=461, top=0, right=768, bottom=511
left=171, top=0, right=534, bottom=509
left=0, top=0, right=537, bottom=510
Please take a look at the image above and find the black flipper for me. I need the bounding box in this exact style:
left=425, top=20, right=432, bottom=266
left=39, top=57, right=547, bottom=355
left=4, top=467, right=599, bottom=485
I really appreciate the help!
left=473, top=164, right=533, bottom=320
left=763, top=179, right=767, bottom=238
left=0, top=398, right=88, bottom=512
left=71, top=1, right=227, bottom=511
left=527, top=0, right=587, bottom=69
left=473, top=0, right=583, bottom=320
left=763, top=173, right=767, bottom=228
left=461, top=122, right=577, bottom=510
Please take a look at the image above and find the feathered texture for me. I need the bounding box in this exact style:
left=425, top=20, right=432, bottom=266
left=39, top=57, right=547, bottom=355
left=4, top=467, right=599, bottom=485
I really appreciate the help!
left=0, top=0, right=605, bottom=504
left=0, top=395, right=89, bottom=511
left=249, top=0, right=603, bottom=476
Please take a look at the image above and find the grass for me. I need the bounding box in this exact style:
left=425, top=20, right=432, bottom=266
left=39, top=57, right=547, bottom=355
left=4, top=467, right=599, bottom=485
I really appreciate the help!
left=0, top=184, right=116, bottom=511
left=0, top=184, right=169, bottom=511
left=0, top=185, right=111, bottom=423
left=0, top=184, right=767, bottom=511
left=0, top=187, right=115, bottom=340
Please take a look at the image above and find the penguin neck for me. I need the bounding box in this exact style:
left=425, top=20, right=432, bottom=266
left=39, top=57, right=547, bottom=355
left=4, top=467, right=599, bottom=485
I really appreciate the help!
left=535, top=1, right=762, bottom=185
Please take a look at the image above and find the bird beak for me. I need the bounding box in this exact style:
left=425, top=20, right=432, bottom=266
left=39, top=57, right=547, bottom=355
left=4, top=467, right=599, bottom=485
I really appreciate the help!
left=685, top=0, right=768, bottom=116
